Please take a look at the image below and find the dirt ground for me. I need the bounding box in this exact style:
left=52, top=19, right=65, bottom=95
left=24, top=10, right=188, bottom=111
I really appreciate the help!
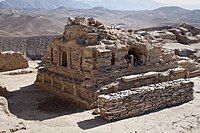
left=0, top=61, right=200, bottom=133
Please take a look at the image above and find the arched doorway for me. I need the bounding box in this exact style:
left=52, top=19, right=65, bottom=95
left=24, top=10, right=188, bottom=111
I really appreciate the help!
left=62, top=51, right=68, bottom=67
left=51, top=49, right=53, bottom=62
left=125, top=46, right=146, bottom=67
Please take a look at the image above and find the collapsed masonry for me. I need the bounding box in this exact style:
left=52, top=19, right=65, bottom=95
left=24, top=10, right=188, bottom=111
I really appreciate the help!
left=35, top=17, right=194, bottom=120
left=135, top=23, right=200, bottom=44
left=0, top=51, right=28, bottom=72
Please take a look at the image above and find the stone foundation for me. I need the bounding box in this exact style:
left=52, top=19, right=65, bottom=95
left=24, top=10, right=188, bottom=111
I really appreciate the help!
left=98, top=68, right=187, bottom=95
left=98, top=79, right=194, bottom=121
left=35, top=67, right=188, bottom=109
left=0, top=51, right=28, bottom=72
left=35, top=69, right=97, bottom=109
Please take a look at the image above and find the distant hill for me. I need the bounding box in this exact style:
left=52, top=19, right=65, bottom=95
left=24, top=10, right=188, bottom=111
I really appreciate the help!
left=0, top=6, right=199, bottom=37
left=0, top=0, right=89, bottom=9
left=0, top=0, right=163, bottom=10
left=0, top=13, right=64, bottom=36
left=80, top=0, right=163, bottom=10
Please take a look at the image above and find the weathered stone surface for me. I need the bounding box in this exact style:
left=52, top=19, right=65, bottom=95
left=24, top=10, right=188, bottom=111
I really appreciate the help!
left=35, top=17, right=180, bottom=109
left=98, top=79, right=194, bottom=121
left=169, top=29, right=197, bottom=44
left=98, top=68, right=188, bottom=95
left=0, top=96, right=10, bottom=116
left=0, top=36, right=59, bottom=60
left=135, top=23, right=200, bottom=45
left=180, top=23, right=200, bottom=36
left=0, top=51, right=28, bottom=72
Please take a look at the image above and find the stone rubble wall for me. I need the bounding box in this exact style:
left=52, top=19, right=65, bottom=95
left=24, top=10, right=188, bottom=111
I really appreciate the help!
left=0, top=51, right=28, bottom=72
left=98, top=79, right=194, bottom=121
left=0, top=36, right=60, bottom=60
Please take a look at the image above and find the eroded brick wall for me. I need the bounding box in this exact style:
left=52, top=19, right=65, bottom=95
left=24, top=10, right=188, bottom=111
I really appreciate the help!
left=0, top=51, right=28, bottom=72
left=0, top=35, right=60, bottom=60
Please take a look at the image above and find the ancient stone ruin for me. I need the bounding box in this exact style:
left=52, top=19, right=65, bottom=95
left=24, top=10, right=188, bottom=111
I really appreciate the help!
left=0, top=51, right=28, bottom=72
left=98, top=79, right=194, bottom=121
left=35, top=17, right=194, bottom=121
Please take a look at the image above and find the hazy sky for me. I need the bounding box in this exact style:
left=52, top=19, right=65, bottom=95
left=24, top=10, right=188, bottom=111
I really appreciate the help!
left=155, top=0, right=200, bottom=4
left=0, top=0, right=199, bottom=9
left=155, top=0, right=200, bottom=9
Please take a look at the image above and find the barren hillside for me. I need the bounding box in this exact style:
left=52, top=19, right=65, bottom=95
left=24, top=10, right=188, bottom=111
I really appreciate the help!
left=0, top=6, right=199, bottom=37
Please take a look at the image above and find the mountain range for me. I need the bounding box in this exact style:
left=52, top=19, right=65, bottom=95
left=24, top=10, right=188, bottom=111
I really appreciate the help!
left=0, top=0, right=89, bottom=9
left=0, top=0, right=163, bottom=10
left=0, top=6, right=199, bottom=37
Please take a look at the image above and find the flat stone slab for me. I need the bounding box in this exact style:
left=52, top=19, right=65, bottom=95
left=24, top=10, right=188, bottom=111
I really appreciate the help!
left=121, top=72, right=158, bottom=82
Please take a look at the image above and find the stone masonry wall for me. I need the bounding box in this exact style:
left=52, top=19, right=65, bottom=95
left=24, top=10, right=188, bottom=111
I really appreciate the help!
left=0, top=51, right=28, bottom=72
left=99, top=68, right=187, bottom=95
left=0, top=36, right=60, bottom=60
left=35, top=69, right=97, bottom=109
left=98, top=79, right=194, bottom=121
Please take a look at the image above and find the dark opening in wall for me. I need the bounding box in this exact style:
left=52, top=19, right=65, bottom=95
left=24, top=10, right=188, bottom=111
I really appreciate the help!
left=62, top=51, right=68, bottom=67
left=125, top=47, right=143, bottom=67
left=80, top=56, right=83, bottom=71
left=111, top=52, right=115, bottom=66
left=51, top=49, right=53, bottom=62
left=93, top=51, right=97, bottom=69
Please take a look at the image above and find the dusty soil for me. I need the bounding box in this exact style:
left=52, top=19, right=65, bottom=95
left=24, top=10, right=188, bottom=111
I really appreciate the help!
left=0, top=61, right=200, bottom=133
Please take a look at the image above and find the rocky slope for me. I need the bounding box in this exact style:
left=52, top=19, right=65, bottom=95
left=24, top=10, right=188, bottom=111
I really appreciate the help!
left=0, top=0, right=162, bottom=10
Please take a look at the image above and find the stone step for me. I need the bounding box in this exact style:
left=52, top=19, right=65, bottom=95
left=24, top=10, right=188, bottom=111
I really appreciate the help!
left=98, top=68, right=188, bottom=95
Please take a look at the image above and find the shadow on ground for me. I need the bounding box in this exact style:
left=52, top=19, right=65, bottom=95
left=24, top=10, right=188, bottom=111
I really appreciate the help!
left=77, top=99, right=196, bottom=130
left=77, top=116, right=108, bottom=130
left=7, top=84, right=85, bottom=121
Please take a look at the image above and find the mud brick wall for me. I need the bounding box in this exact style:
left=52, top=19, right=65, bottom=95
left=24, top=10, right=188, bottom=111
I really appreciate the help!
left=98, top=79, right=194, bottom=121
left=0, top=51, right=28, bottom=72
left=0, top=35, right=60, bottom=59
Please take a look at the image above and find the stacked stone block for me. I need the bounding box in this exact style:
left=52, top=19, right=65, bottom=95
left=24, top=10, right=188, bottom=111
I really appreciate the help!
left=98, top=79, right=194, bottom=121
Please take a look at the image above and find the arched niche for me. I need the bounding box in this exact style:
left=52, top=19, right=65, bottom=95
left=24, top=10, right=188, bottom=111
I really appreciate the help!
left=125, top=44, right=147, bottom=67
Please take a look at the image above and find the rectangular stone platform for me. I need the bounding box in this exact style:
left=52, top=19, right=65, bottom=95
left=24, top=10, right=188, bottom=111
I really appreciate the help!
left=98, top=79, right=194, bottom=121
left=98, top=68, right=187, bottom=95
